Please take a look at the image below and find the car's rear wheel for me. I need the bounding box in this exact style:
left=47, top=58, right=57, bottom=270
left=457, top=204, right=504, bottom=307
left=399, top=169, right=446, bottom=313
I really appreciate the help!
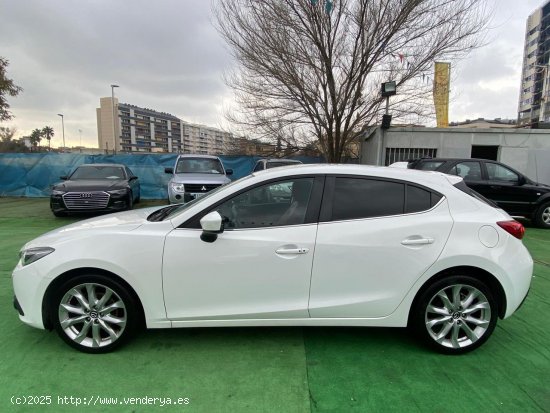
left=534, top=202, right=550, bottom=228
left=52, top=274, right=139, bottom=353
left=411, top=275, right=497, bottom=354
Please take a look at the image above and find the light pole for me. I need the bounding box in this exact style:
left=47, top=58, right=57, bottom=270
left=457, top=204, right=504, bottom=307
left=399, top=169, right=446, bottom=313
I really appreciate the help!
left=57, top=113, right=65, bottom=152
left=379, top=81, right=397, bottom=166
left=78, top=129, right=82, bottom=151
left=111, top=84, right=119, bottom=154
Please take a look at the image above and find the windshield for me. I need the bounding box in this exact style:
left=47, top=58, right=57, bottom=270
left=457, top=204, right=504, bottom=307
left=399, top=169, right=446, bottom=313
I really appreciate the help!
left=266, top=161, right=301, bottom=169
left=70, top=165, right=125, bottom=180
left=162, top=175, right=252, bottom=221
left=175, top=158, right=224, bottom=174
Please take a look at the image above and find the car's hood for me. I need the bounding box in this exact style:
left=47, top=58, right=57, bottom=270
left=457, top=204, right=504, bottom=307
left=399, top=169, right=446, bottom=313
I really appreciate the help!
left=23, top=206, right=167, bottom=249
left=170, top=173, right=231, bottom=185
left=53, top=179, right=128, bottom=192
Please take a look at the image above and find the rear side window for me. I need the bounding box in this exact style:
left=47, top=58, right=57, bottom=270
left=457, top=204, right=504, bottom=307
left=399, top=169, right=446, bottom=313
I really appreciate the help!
left=451, top=161, right=482, bottom=180
left=332, top=178, right=405, bottom=220
left=327, top=178, right=443, bottom=222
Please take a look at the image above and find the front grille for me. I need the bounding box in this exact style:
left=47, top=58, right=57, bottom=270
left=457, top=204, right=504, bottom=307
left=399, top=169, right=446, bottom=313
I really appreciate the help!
left=62, top=191, right=110, bottom=210
left=184, top=184, right=221, bottom=193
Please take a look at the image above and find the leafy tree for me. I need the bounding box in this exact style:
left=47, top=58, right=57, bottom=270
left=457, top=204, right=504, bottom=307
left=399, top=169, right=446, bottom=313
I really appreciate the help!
left=29, top=128, right=42, bottom=151
left=215, top=0, right=489, bottom=162
left=0, top=126, right=28, bottom=152
left=0, top=57, right=23, bottom=122
left=42, top=126, right=54, bottom=151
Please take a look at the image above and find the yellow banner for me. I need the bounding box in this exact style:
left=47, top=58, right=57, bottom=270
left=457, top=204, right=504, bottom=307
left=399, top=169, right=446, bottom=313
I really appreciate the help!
left=433, top=62, right=451, bottom=128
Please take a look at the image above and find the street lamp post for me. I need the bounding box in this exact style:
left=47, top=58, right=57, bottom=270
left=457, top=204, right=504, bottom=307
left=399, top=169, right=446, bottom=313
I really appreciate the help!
left=57, top=113, right=65, bottom=152
left=379, top=81, right=397, bottom=166
left=111, top=84, right=119, bottom=154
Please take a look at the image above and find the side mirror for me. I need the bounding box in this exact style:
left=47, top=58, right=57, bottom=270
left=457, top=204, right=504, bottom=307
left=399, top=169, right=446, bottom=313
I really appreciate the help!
left=129, top=176, right=138, bottom=181
left=200, top=211, right=224, bottom=243
left=165, top=167, right=174, bottom=174
left=60, top=175, right=68, bottom=180
left=226, top=169, right=233, bottom=176
left=518, top=175, right=526, bottom=186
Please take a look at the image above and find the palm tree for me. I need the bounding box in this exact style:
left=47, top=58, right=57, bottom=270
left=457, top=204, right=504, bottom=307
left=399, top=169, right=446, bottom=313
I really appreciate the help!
left=29, top=128, right=42, bottom=151
left=42, top=126, right=54, bottom=151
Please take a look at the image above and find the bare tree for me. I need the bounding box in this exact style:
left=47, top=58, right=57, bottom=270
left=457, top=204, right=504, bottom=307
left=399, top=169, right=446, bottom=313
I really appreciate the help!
left=214, top=0, right=490, bottom=162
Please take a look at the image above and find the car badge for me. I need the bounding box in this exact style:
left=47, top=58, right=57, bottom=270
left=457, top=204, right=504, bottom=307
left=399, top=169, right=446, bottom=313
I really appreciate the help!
left=80, top=193, right=93, bottom=198
left=201, top=186, right=206, bottom=191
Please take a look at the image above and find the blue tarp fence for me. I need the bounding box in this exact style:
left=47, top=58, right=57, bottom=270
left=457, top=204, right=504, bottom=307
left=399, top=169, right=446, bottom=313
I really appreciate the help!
left=0, top=153, right=324, bottom=199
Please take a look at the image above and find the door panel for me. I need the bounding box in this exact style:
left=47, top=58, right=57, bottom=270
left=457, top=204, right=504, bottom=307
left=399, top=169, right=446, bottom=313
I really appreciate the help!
left=163, top=225, right=318, bottom=320
left=309, top=200, right=453, bottom=318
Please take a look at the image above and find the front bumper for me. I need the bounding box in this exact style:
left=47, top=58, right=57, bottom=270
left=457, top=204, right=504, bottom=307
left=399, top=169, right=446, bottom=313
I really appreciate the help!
left=50, top=192, right=131, bottom=214
left=168, top=189, right=209, bottom=204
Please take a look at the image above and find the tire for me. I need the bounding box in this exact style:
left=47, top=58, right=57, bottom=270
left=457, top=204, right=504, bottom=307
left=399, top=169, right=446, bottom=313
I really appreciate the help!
left=53, top=210, right=67, bottom=217
left=51, top=274, right=140, bottom=353
left=135, top=194, right=140, bottom=204
left=127, top=191, right=134, bottom=210
left=410, top=275, right=497, bottom=354
left=534, top=201, right=550, bottom=228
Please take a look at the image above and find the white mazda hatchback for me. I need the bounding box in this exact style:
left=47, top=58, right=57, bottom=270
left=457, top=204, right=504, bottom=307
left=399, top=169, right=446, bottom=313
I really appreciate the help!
left=12, top=164, right=533, bottom=354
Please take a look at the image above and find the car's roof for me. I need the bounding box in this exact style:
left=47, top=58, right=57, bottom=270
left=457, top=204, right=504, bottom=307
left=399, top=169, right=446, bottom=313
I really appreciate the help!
left=265, top=158, right=302, bottom=163
left=252, top=163, right=458, bottom=187
left=176, top=154, right=220, bottom=160
left=413, top=157, right=494, bottom=163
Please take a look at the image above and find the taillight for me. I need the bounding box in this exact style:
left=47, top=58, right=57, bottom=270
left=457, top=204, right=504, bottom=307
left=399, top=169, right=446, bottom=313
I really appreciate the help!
left=497, top=221, right=525, bottom=240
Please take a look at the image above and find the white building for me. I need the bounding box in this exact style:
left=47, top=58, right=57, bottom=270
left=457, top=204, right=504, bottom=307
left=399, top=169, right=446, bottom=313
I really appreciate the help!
left=96, top=98, right=233, bottom=154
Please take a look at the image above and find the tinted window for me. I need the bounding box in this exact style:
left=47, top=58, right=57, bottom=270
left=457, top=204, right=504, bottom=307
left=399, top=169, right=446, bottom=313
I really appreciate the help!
left=253, top=161, right=264, bottom=172
left=332, top=178, right=404, bottom=221
left=176, top=157, right=224, bottom=174
left=486, top=163, right=519, bottom=182
left=216, top=178, right=314, bottom=229
left=451, top=162, right=482, bottom=180
left=70, top=166, right=125, bottom=180
left=416, top=161, right=444, bottom=171
left=406, top=185, right=431, bottom=213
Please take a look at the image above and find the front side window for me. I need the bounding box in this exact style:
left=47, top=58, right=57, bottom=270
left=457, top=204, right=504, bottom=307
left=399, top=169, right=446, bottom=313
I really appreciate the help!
left=451, top=162, right=482, bottom=181
left=175, top=158, right=224, bottom=174
left=216, top=178, right=314, bottom=229
left=332, top=178, right=405, bottom=221
left=486, top=163, right=519, bottom=183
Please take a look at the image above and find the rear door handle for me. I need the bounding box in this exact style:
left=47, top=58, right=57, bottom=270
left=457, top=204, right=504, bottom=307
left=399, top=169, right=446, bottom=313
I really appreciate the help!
left=275, top=247, right=309, bottom=255
left=401, top=238, right=434, bottom=246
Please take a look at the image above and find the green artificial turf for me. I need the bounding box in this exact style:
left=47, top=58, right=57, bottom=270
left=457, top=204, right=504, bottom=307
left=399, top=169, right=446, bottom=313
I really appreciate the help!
left=0, top=198, right=549, bottom=413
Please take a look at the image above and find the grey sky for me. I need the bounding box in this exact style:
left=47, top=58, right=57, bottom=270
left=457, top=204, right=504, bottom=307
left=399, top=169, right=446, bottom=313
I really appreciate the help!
left=0, top=0, right=543, bottom=148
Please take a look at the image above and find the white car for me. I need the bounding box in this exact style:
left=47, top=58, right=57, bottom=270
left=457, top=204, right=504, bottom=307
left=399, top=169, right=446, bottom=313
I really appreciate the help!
left=12, top=165, right=532, bottom=354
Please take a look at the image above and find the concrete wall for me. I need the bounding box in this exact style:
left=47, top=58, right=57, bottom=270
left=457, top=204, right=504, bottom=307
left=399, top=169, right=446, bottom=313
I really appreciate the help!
left=361, top=127, right=550, bottom=185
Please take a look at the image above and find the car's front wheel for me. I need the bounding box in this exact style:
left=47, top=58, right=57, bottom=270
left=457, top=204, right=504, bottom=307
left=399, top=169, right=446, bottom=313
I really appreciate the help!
left=411, top=275, right=497, bottom=354
left=534, top=201, right=550, bottom=228
left=51, top=274, right=140, bottom=353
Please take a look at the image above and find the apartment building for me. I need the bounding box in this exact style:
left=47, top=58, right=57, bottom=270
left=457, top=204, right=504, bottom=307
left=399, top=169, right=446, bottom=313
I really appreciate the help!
left=518, top=1, right=550, bottom=127
left=96, top=97, right=232, bottom=154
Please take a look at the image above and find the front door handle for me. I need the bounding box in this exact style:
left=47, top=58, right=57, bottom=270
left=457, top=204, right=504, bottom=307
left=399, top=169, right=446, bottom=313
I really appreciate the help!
left=275, top=247, right=309, bottom=255
left=401, top=238, right=434, bottom=246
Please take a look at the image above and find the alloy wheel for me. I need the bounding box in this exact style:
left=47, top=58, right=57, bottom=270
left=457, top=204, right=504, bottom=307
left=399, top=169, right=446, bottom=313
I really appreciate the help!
left=58, top=283, right=127, bottom=349
left=424, top=284, right=491, bottom=349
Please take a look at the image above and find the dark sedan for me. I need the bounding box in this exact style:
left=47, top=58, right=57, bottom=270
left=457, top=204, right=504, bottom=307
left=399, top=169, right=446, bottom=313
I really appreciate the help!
left=50, top=164, right=140, bottom=217
left=408, top=158, right=550, bottom=228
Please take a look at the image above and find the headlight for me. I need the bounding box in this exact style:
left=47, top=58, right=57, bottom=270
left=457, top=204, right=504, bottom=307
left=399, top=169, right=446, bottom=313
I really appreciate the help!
left=51, top=189, right=65, bottom=195
left=171, top=183, right=185, bottom=193
left=19, top=247, right=55, bottom=267
left=108, top=188, right=129, bottom=195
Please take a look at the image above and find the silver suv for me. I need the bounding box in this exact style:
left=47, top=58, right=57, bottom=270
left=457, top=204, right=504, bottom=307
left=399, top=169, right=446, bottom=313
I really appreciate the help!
left=165, top=155, right=233, bottom=204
